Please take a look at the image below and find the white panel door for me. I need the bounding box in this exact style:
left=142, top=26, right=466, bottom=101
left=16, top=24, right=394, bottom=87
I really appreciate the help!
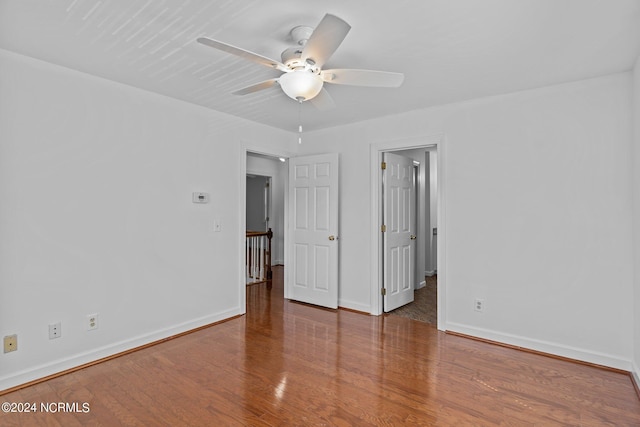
left=383, top=152, right=415, bottom=312
left=289, top=153, right=339, bottom=309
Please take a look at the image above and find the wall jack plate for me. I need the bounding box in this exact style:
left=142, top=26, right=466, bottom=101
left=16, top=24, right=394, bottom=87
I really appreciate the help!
left=49, top=322, right=61, bottom=339
left=87, top=313, right=99, bottom=331
left=3, top=335, right=17, bottom=353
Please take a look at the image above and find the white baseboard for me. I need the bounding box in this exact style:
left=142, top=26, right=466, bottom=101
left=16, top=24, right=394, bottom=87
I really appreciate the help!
left=425, top=270, right=436, bottom=277
left=633, top=361, right=640, bottom=394
left=416, top=280, right=426, bottom=290
left=0, top=308, right=242, bottom=392
left=273, top=259, right=284, bottom=266
left=445, top=321, right=633, bottom=372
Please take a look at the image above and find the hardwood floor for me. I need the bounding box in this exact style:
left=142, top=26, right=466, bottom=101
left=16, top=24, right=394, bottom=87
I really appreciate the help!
left=2, top=266, right=639, bottom=426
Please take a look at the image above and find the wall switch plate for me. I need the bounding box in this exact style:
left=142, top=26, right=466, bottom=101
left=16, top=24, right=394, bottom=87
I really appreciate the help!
left=192, top=192, right=209, bottom=203
left=213, top=220, right=221, bottom=232
left=49, top=322, right=61, bottom=339
left=87, top=313, right=98, bottom=331
left=3, top=335, right=17, bottom=353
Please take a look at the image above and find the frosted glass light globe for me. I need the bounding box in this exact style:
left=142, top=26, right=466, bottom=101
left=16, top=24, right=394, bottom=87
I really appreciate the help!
left=279, top=71, right=323, bottom=101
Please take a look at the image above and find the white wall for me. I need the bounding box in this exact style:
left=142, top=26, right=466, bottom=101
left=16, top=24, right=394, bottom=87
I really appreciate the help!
left=632, top=56, right=640, bottom=382
left=0, top=49, right=294, bottom=391
left=300, top=73, right=635, bottom=369
left=246, top=154, right=287, bottom=264
left=1, top=45, right=636, bottom=390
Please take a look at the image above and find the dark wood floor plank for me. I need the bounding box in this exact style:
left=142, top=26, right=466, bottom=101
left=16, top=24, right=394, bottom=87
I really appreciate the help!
left=1, top=266, right=639, bottom=426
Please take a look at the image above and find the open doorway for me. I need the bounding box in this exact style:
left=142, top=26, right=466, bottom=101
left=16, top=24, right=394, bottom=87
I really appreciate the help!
left=370, top=133, right=445, bottom=329
left=245, top=152, right=287, bottom=288
left=381, top=147, right=438, bottom=325
left=241, top=148, right=342, bottom=313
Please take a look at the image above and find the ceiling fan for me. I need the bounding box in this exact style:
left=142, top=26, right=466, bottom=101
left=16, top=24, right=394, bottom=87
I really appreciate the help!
left=197, top=13, right=404, bottom=110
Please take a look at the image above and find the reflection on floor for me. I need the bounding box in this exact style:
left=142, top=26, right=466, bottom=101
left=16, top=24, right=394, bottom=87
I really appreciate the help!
left=4, top=269, right=640, bottom=425
left=388, top=275, right=437, bottom=325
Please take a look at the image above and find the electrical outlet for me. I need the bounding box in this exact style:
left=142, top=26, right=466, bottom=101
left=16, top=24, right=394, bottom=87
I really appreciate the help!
left=87, top=313, right=98, bottom=331
left=49, top=322, right=61, bottom=339
left=474, top=298, right=485, bottom=312
left=3, top=335, right=17, bottom=353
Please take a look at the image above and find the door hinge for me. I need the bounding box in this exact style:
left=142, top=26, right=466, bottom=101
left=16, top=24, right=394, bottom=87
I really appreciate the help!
left=381, top=224, right=386, bottom=232
left=381, top=288, right=387, bottom=296
left=381, top=161, right=387, bottom=170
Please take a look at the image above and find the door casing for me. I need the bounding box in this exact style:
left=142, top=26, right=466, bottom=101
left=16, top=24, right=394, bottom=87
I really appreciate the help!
left=240, top=145, right=294, bottom=314
left=369, top=133, right=446, bottom=330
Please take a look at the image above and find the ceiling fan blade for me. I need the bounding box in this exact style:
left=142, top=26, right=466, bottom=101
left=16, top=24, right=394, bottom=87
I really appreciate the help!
left=232, top=79, right=279, bottom=96
left=301, top=14, right=351, bottom=68
left=321, top=69, right=405, bottom=87
left=197, top=37, right=288, bottom=72
left=310, top=88, right=336, bottom=111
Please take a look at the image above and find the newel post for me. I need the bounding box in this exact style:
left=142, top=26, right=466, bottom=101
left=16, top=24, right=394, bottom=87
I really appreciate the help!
left=266, top=228, right=273, bottom=283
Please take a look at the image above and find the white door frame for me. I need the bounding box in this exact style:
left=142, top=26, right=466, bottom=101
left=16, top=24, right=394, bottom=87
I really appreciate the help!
left=239, top=143, right=295, bottom=314
left=369, top=133, right=446, bottom=330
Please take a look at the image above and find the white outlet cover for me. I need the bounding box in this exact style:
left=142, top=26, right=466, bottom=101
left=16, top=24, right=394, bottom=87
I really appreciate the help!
left=48, top=322, right=61, bottom=339
left=87, top=313, right=99, bottom=330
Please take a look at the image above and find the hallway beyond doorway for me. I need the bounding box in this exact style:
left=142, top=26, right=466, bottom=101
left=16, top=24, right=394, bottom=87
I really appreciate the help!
left=388, top=275, right=437, bottom=325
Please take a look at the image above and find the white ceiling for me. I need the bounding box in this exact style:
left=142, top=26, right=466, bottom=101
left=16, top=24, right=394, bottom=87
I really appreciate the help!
left=1, top=0, right=640, bottom=132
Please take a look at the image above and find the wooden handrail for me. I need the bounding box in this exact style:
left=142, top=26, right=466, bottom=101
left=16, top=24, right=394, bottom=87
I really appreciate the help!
left=246, top=230, right=272, bottom=237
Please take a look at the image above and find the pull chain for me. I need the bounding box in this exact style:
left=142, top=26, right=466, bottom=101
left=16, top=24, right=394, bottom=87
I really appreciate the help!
left=297, top=98, right=303, bottom=144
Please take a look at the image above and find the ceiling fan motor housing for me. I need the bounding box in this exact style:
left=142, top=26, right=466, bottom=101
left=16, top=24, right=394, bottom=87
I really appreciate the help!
left=281, top=47, right=319, bottom=73
left=281, top=47, right=304, bottom=68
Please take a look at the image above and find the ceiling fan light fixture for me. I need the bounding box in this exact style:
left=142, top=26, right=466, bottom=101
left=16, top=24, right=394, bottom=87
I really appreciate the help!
left=279, top=71, right=323, bottom=101
left=197, top=13, right=404, bottom=109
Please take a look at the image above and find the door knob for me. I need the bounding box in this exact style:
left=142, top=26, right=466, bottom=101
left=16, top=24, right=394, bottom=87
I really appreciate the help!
left=410, top=235, right=417, bottom=240
left=329, top=235, right=336, bottom=241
